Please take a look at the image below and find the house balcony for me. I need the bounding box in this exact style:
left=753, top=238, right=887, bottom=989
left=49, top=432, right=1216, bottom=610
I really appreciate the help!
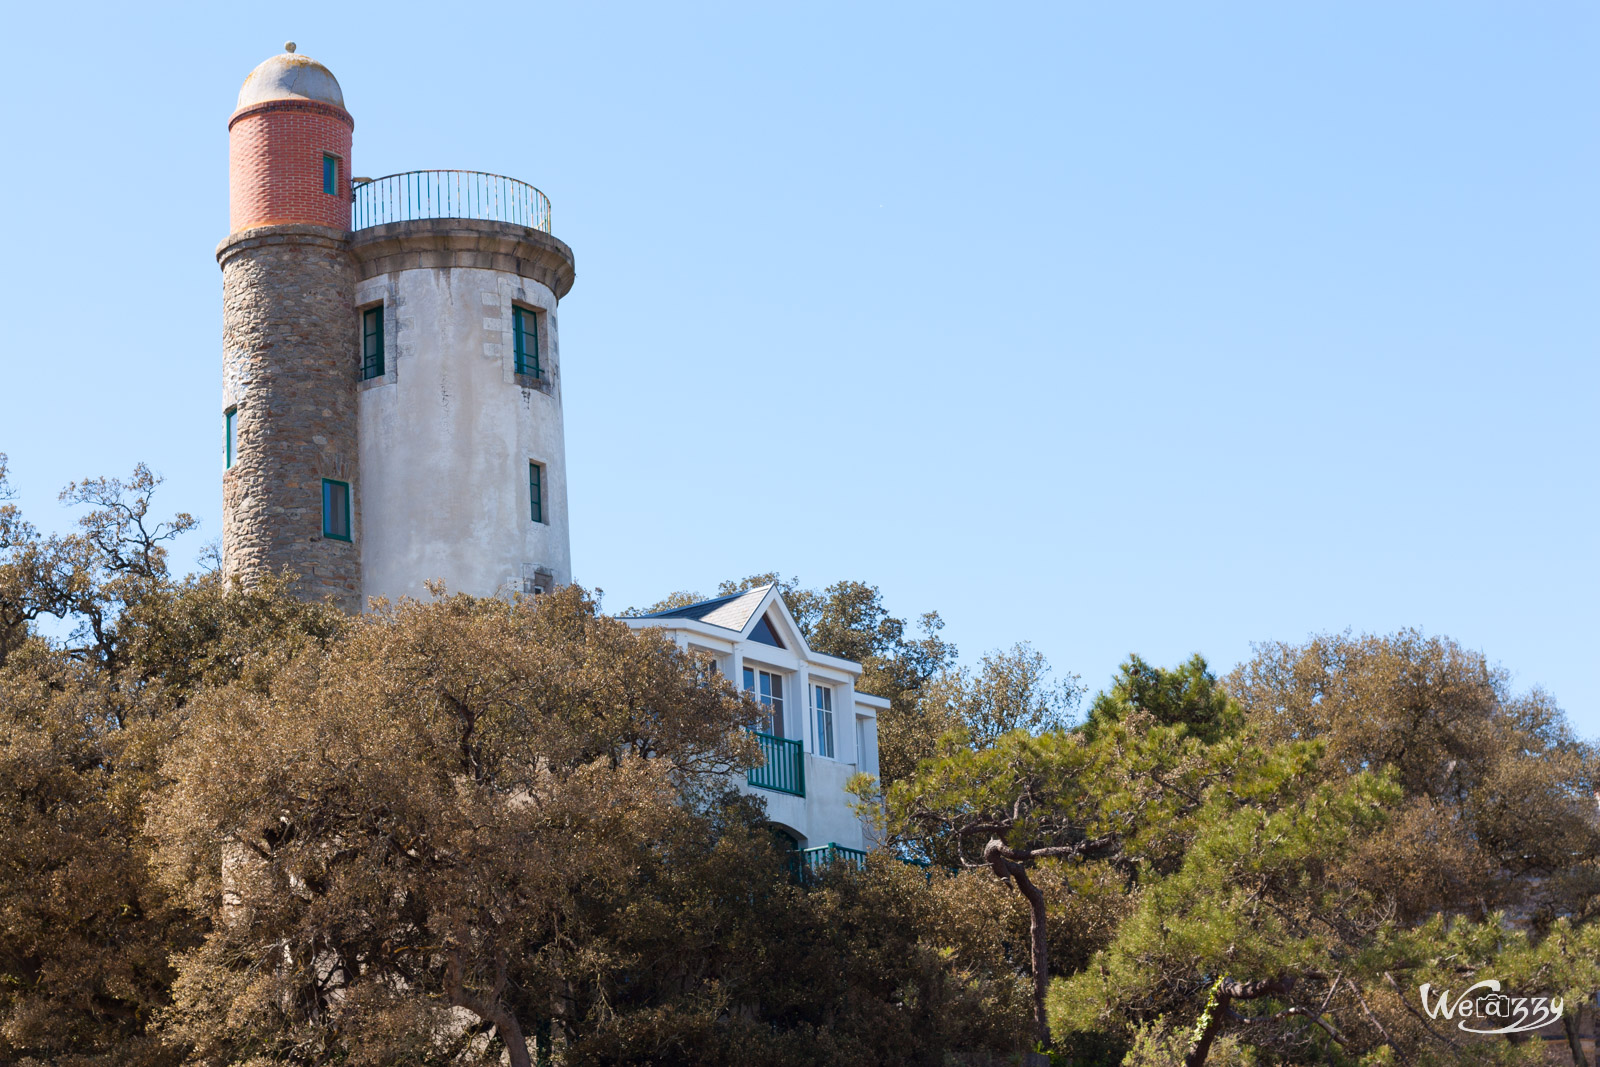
left=351, top=170, right=552, bottom=233
left=748, top=731, right=805, bottom=797
left=793, top=842, right=868, bottom=883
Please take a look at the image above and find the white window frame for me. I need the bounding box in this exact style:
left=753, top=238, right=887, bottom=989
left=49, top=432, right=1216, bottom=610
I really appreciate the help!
left=813, top=683, right=835, bottom=758
left=743, top=666, right=785, bottom=737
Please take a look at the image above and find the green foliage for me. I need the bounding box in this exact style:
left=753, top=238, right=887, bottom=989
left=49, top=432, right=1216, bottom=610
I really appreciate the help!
left=1229, top=630, right=1600, bottom=919
left=1082, top=652, right=1243, bottom=744
left=915, top=643, right=1084, bottom=751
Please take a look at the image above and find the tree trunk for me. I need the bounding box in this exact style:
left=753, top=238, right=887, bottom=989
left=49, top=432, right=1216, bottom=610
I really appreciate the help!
left=986, top=839, right=1053, bottom=1051
left=447, top=954, right=532, bottom=1067
left=1185, top=976, right=1298, bottom=1067
left=1185, top=986, right=1225, bottom=1067
left=1565, top=1010, right=1589, bottom=1067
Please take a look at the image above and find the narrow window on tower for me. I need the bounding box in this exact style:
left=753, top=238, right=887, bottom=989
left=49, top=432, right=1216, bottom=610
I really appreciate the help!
left=513, top=306, right=541, bottom=378
left=322, top=479, right=352, bottom=541
left=322, top=154, right=338, bottom=195
left=223, top=408, right=238, bottom=470
left=529, top=461, right=545, bottom=524
left=361, top=306, right=384, bottom=379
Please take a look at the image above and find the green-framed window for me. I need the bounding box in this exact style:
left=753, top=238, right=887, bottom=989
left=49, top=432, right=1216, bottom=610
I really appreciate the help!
left=529, top=461, right=544, bottom=524
left=513, top=306, right=540, bottom=378
left=322, top=479, right=352, bottom=541
left=322, top=154, right=338, bottom=195
left=223, top=408, right=238, bottom=470
left=361, top=306, right=384, bottom=380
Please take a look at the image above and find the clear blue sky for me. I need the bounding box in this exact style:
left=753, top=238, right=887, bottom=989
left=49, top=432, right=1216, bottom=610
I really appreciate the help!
left=1, top=3, right=1595, bottom=733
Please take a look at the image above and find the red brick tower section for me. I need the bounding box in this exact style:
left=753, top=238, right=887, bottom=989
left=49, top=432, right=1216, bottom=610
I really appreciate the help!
left=229, top=98, right=352, bottom=231
left=218, top=45, right=361, bottom=611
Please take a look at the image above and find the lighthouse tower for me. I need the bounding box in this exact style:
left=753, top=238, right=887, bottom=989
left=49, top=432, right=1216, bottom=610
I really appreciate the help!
left=220, top=45, right=576, bottom=609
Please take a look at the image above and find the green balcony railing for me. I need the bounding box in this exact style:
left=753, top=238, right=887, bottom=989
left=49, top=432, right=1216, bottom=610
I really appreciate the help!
left=794, top=843, right=868, bottom=883
left=748, top=731, right=804, bottom=797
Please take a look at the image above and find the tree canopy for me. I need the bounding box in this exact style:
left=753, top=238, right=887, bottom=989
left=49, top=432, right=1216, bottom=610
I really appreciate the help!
left=0, top=457, right=1594, bottom=1067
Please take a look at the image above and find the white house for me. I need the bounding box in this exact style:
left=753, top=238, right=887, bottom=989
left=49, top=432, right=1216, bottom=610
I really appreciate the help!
left=622, top=584, right=886, bottom=856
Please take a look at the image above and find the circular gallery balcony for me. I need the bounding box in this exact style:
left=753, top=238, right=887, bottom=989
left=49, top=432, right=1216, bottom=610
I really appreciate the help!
left=351, top=170, right=552, bottom=233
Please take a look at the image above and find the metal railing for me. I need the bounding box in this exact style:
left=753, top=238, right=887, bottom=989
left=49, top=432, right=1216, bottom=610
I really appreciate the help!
left=748, top=731, right=805, bottom=797
left=351, top=170, right=552, bottom=232
left=794, top=843, right=868, bottom=883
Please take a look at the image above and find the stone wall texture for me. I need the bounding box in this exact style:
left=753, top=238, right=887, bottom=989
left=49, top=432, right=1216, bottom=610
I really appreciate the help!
left=220, top=225, right=362, bottom=611
left=229, top=100, right=354, bottom=232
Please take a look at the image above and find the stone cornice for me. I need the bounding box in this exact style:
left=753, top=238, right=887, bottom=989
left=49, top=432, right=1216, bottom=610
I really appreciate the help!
left=216, top=224, right=354, bottom=270
left=348, top=219, right=576, bottom=299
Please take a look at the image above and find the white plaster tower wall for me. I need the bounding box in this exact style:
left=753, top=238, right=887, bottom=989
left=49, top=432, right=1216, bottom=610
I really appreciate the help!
left=349, top=219, right=577, bottom=604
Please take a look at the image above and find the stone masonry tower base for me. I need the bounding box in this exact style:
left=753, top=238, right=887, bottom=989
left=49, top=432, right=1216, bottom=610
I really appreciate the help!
left=220, top=225, right=360, bottom=610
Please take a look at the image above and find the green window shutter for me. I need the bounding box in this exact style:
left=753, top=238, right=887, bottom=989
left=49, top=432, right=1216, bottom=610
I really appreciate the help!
left=322, top=479, right=352, bottom=541
left=224, top=409, right=237, bottom=470
left=529, top=462, right=543, bottom=523
left=362, top=307, right=384, bottom=379
left=514, top=306, right=541, bottom=378
left=323, top=155, right=338, bottom=195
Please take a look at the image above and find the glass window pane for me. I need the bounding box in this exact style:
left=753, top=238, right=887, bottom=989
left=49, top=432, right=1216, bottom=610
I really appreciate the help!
left=323, top=481, right=350, bottom=539
left=743, top=667, right=754, bottom=692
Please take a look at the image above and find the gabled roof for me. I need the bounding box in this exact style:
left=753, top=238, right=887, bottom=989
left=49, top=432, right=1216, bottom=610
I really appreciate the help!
left=623, top=584, right=868, bottom=678
left=629, top=585, right=773, bottom=632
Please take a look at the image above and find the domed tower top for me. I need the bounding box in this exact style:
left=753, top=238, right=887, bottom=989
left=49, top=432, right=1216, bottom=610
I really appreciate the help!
left=227, top=43, right=354, bottom=234
left=236, top=43, right=346, bottom=111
